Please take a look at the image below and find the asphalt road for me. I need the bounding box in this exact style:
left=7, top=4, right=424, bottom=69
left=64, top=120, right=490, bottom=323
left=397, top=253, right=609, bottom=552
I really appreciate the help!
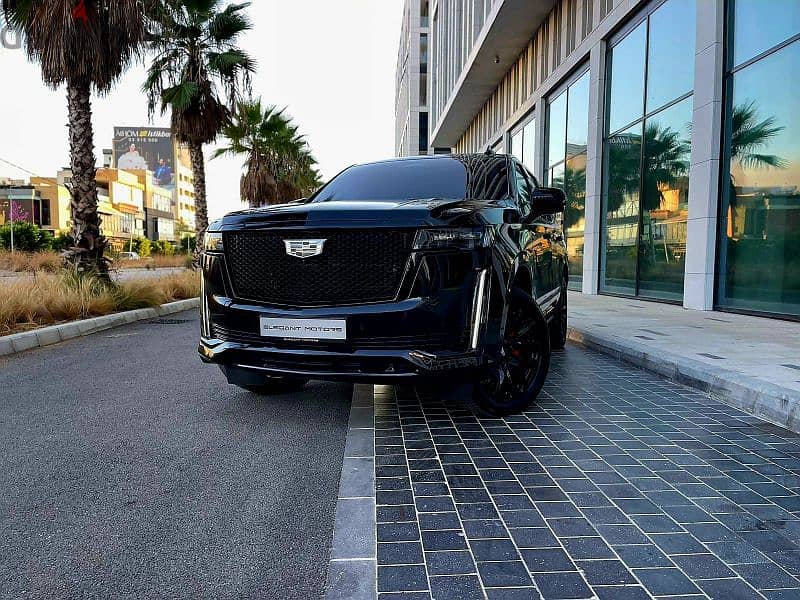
left=0, top=311, right=352, bottom=600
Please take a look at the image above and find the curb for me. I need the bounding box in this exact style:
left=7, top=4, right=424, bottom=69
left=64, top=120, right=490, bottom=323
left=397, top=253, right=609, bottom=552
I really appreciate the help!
left=0, top=298, right=200, bottom=357
left=325, top=384, right=377, bottom=600
left=568, top=326, right=800, bottom=433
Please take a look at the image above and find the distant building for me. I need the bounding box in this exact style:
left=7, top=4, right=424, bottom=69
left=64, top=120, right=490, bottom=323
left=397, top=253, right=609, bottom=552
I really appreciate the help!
left=0, top=184, right=45, bottom=228
left=110, top=127, right=197, bottom=233
left=127, top=169, right=176, bottom=242
left=395, top=0, right=431, bottom=156
left=30, top=177, right=71, bottom=233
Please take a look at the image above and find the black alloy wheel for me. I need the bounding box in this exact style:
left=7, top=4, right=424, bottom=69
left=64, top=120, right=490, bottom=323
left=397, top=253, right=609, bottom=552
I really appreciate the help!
left=473, top=286, right=551, bottom=416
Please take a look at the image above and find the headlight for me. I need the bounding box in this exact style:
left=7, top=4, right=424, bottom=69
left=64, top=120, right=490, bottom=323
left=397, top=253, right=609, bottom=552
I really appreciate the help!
left=413, top=227, right=487, bottom=250
left=204, top=232, right=223, bottom=252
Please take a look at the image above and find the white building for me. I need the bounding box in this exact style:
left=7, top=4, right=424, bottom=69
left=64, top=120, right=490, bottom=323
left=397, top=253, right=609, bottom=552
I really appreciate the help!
left=395, top=0, right=432, bottom=157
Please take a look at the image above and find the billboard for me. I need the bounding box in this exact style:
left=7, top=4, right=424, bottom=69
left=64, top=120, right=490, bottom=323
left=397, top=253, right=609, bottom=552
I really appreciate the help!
left=113, top=126, right=177, bottom=189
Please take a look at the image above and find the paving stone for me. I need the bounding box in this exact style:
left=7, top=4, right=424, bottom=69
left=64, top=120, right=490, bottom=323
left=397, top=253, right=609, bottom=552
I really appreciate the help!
left=357, top=349, right=800, bottom=599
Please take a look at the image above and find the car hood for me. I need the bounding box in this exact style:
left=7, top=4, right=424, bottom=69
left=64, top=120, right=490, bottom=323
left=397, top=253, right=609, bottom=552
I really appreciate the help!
left=211, top=198, right=511, bottom=230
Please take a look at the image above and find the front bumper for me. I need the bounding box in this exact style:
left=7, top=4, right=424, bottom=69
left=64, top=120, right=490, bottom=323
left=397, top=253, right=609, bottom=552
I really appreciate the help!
left=199, top=244, right=492, bottom=383
left=199, top=339, right=483, bottom=383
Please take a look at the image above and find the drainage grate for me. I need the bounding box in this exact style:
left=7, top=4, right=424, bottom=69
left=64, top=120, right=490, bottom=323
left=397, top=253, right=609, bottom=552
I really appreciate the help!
left=147, top=318, right=192, bottom=325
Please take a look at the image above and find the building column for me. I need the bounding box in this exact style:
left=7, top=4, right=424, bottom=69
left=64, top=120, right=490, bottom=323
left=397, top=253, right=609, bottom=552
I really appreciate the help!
left=683, top=0, right=725, bottom=310
left=581, top=42, right=606, bottom=295
left=533, top=99, right=547, bottom=182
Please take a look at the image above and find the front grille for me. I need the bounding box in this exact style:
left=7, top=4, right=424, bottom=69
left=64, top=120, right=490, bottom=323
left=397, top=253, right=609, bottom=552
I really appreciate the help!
left=224, top=229, right=416, bottom=306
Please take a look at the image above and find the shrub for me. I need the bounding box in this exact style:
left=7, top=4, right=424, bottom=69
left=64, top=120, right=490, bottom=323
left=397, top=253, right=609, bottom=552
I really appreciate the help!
left=153, top=239, right=176, bottom=256
left=0, top=222, right=52, bottom=252
left=131, top=237, right=151, bottom=258
left=0, top=270, right=200, bottom=334
left=51, top=232, right=73, bottom=252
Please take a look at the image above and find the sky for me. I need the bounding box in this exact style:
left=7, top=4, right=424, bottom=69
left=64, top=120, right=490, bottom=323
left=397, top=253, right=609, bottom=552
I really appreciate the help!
left=0, top=0, right=404, bottom=221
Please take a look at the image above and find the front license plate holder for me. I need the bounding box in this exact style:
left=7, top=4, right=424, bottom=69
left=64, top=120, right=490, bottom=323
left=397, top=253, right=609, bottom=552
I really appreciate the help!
left=259, top=317, right=347, bottom=341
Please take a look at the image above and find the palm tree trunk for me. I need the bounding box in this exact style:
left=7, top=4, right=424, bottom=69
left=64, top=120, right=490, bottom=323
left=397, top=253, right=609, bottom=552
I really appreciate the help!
left=188, top=141, right=209, bottom=231
left=66, top=77, right=107, bottom=273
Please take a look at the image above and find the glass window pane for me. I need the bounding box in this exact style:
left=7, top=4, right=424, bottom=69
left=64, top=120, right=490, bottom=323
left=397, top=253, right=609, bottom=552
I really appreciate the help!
left=608, top=21, right=647, bottom=134
left=547, top=92, right=567, bottom=168
left=565, top=72, right=589, bottom=289
left=601, top=123, right=642, bottom=295
left=564, top=151, right=587, bottom=289
left=511, top=129, right=523, bottom=162
left=523, top=118, right=536, bottom=173
left=719, top=41, right=800, bottom=316
left=638, top=97, right=692, bottom=301
left=646, top=0, right=696, bottom=112
left=566, top=71, right=590, bottom=158
left=733, top=0, right=800, bottom=67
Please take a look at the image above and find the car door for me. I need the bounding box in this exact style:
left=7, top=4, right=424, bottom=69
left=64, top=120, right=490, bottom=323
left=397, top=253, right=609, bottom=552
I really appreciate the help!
left=512, top=161, right=552, bottom=303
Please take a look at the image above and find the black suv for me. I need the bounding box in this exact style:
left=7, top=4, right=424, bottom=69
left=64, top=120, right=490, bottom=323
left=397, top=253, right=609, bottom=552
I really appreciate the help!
left=199, top=153, right=568, bottom=415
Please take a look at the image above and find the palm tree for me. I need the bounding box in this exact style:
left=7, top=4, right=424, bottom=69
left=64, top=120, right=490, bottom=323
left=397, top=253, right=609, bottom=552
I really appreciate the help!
left=144, top=0, right=255, bottom=246
left=727, top=100, right=786, bottom=236
left=3, top=0, right=149, bottom=272
left=730, top=100, right=786, bottom=170
left=214, top=100, right=322, bottom=207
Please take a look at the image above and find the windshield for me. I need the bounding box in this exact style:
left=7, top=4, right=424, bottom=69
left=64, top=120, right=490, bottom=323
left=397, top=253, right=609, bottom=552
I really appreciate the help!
left=312, top=156, right=511, bottom=202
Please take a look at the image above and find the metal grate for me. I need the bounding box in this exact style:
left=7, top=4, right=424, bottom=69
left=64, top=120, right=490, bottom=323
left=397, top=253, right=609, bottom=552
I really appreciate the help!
left=224, top=229, right=416, bottom=306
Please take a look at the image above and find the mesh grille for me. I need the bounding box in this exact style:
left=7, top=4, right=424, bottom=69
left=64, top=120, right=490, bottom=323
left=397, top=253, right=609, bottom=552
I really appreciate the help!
left=224, top=229, right=415, bottom=306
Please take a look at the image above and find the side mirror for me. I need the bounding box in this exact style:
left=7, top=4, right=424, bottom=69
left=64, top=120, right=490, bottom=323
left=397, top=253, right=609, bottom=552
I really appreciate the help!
left=529, top=187, right=565, bottom=218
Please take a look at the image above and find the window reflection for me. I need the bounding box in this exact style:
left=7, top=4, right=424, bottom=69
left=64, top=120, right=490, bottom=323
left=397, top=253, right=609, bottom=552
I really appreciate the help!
left=638, top=98, right=692, bottom=300
left=608, top=21, right=646, bottom=134
left=645, top=0, right=695, bottom=112
left=547, top=71, right=589, bottom=289
left=719, top=36, right=800, bottom=316
left=602, top=124, right=642, bottom=294
left=511, top=129, right=523, bottom=162
left=547, top=93, right=567, bottom=168
left=733, top=0, right=800, bottom=67
left=602, top=0, right=695, bottom=300
left=523, top=119, right=536, bottom=173
left=509, top=117, right=536, bottom=173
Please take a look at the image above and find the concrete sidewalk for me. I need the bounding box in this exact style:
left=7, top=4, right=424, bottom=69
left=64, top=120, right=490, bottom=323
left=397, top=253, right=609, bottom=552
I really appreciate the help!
left=567, top=292, right=800, bottom=432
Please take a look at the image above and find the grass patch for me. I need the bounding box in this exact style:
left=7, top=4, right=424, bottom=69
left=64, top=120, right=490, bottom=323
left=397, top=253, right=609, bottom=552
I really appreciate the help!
left=0, top=251, right=62, bottom=273
left=0, top=270, right=200, bottom=335
left=0, top=251, right=192, bottom=273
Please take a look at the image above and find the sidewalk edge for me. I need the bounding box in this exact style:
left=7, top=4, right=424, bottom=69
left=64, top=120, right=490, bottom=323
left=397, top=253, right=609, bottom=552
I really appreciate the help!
left=325, top=384, right=377, bottom=600
left=0, top=298, right=200, bottom=357
left=568, top=326, right=800, bottom=433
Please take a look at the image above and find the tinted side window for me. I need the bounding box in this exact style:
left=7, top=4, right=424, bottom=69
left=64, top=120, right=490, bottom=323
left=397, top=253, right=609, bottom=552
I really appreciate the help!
left=513, top=163, right=532, bottom=216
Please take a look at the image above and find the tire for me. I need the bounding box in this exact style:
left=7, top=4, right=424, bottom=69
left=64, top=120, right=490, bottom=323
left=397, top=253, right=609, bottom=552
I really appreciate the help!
left=548, top=279, right=568, bottom=351
left=472, top=285, right=551, bottom=416
left=237, top=376, right=309, bottom=395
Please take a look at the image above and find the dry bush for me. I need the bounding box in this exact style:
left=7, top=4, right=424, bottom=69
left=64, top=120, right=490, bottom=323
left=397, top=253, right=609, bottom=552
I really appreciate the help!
left=152, top=270, right=201, bottom=303
left=0, top=270, right=200, bottom=335
left=116, top=255, right=190, bottom=269
left=0, top=251, right=62, bottom=273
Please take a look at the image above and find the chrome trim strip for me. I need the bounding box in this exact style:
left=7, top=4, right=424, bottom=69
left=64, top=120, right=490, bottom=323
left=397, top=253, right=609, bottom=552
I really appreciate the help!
left=470, top=269, right=489, bottom=350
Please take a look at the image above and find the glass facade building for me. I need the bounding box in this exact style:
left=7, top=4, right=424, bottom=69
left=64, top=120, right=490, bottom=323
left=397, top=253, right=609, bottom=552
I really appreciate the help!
left=717, top=0, right=800, bottom=317
left=417, top=0, right=800, bottom=320
left=601, top=0, right=695, bottom=301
